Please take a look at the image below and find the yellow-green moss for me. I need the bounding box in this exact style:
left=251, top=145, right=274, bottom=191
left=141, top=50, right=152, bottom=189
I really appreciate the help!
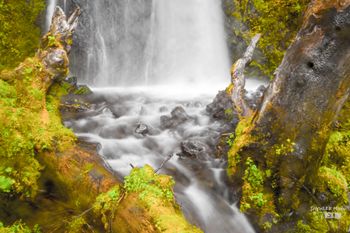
left=227, top=115, right=254, bottom=177
left=240, top=158, right=266, bottom=211
left=0, top=58, right=75, bottom=198
left=315, top=166, right=348, bottom=203
left=0, top=0, right=45, bottom=70
left=231, top=0, right=309, bottom=77
left=124, top=165, right=202, bottom=233
left=93, top=185, right=122, bottom=230
left=0, top=221, right=41, bottom=233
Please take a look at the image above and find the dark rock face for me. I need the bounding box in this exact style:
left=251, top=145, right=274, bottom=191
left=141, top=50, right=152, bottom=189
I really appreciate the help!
left=229, top=3, right=350, bottom=230
left=206, top=90, right=235, bottom=121
left=160, top=106, right=191, bottom=129
left=221, top=0, right=247, bottom=62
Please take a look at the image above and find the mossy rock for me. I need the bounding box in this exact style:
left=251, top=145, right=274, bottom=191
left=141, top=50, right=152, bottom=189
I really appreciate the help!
left=73, top=85, right=93, bottom=95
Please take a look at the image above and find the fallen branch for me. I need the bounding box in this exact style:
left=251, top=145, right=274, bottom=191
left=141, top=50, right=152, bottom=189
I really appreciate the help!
left=155, top=154, right=174, bottom=173
left=230, top=34, right=261, bottom=117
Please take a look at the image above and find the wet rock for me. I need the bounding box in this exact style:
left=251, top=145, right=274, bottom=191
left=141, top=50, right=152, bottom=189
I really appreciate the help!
left=178, top=140, right=209, bottom=160
left=60, top=97, right=92, bottom=120
left=64, top=76, right=78, bottom=87
left=135, top=123, right=149, bottom=136
left=74, top=84, right=93, bottom=95
left=160, top=106, right=190, bottom=129
left=109, top=105, right=129, bottom=118
left=206, top=90, right=237, bottom=122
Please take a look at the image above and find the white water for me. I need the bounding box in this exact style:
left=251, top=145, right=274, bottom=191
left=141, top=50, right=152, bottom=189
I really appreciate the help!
left=145, top=0, right=230, bottom=85
left=47, top=0, right=262, bottom=232
left=45, top=0, right=57, bottom=33
left=64, top=87, right=256, bottom=233
left=67, top=0, right=231, bottom=86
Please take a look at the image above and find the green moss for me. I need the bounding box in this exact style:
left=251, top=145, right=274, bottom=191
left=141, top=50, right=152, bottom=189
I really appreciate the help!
left=224, top=108, right=234, bottom=122
left=93, top=185, right=122, bottom=230
left=0, top=0, right=45, bottom=70
left=240, top=158, right=267, bottom=211
left=73, top=85, right=92, bottom=95
left=315, top=166, right=348, bottom=203
left=232, top=0, right=309, bottom=77
left=124, top=165, right=202, bottom=233
left=227, top=115, right=254, bottom=177
left=124, top=165, right=175, bottom=203
left=295, top=220, right=312, bottom=233
left=0, top=221, right=41, bottom=233
left=0, top=175, right=14, bottom=193
left=65, top=217, right=87, bottom=233
left=0, top=58, right=75, bottom=198
left=226, top=133, right=235, bottom=147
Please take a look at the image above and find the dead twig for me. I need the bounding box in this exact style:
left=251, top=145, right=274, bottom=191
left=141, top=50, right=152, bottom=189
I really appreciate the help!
left=155, top=154, right=174, bottom=173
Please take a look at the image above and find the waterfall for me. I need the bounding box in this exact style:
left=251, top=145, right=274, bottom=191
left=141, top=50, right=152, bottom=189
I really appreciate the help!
left=49, top=1, right=258, bottom=232
left=45, top=0, right=58, bottom=32
left=69, top=0, right=231, bottom=87
left=148, top=0, right=230, bottom=85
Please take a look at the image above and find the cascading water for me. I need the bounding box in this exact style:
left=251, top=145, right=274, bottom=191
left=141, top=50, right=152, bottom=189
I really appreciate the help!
left=68, top=0, right=230, bottom=86
left=45, top=0, right=58, bottom=32
left=48, top=0, right=263, bottom=232
left=63, top=87, right=257, bottom=233
left=144, top=0, right=230, bottom=85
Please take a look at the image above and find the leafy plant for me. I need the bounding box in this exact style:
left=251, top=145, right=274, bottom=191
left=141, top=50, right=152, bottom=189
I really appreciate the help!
left=0, top=175, right=14, bottom=193
left=226, top=133, right=235, bottom=147
left=93, top=185, right=122, bottom=230
left=0, top=221, right=41, bottom=233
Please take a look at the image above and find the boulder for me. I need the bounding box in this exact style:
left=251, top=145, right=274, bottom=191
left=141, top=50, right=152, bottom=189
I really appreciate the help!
left=178, top=140, right=209, bottom=160
left=135, top=122, right=149, bottom=136
left=160, top=106, right=190, bottom=129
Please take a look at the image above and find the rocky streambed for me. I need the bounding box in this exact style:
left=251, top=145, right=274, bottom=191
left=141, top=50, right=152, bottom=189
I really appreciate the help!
left=60, top=81, right=266, bottom=233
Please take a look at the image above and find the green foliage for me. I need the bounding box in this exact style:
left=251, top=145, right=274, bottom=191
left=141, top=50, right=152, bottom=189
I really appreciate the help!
left=295, top=220, right=312, bottom=233
left=93, top=185, right=122, bottom=230
left=0, top=59, right=75, bottom=198
left=65, top=217, right=87, bottom=233
left=244, top=157, right=264, bottom=187
left=320, top=100, right=350, bottom=202
left=274, top=138, right=295, bottom=156
left=124, top=165, right=202, bottom=233
left=0, top=221, right=41, bottom=233
left=316, top=166, right=348, bottom=203
left=240, top=158, right=267, bottom=211
left=124, top=165, right=175, bottom=203
left=0, top=175, right=14, bottom=193
left=47, top=36, right=57, bottom=47
left=232, top=0, right=309, bottom=77
left=226, top=133, right=235, bottom=147
left=0, top=0, right=45, bottom=70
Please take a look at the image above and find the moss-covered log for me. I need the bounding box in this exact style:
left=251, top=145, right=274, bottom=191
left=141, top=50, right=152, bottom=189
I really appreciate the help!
left=227, top=0, right=350, bottom=231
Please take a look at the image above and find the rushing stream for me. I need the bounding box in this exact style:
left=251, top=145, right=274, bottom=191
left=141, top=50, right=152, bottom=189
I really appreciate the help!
left=47, top=0, right=261, bottom=232
left=63, top=85, right=257, bottom=233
